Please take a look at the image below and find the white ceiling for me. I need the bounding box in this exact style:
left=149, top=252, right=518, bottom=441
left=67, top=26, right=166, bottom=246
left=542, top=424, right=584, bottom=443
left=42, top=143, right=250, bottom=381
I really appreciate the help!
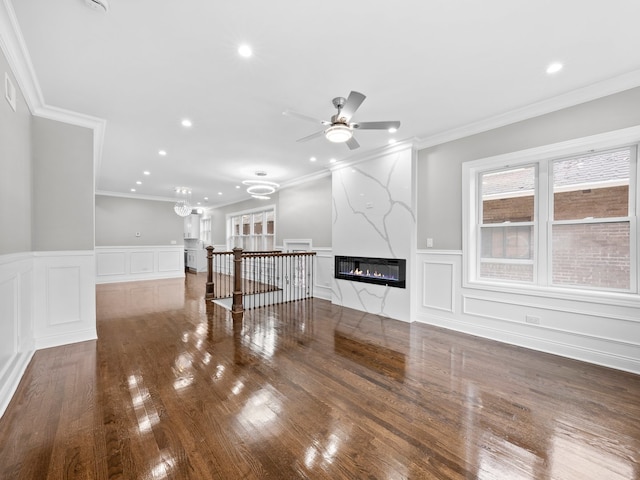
left=7, top=0, right=640, bottom=208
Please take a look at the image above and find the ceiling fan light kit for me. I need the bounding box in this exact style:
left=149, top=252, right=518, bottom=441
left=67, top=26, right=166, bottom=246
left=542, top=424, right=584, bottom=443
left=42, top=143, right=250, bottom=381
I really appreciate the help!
left=325, top=124, right=353, bottom=143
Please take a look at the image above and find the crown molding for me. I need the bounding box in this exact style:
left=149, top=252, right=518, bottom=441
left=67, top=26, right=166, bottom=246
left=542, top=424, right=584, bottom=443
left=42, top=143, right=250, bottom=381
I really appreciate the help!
left=1, top=0, right=107, bottom=179
left=0, top=0, right=43, bottom=113
left=96, top=190, right=175, bottom=202
left=416, top=69, right=640, bottom=150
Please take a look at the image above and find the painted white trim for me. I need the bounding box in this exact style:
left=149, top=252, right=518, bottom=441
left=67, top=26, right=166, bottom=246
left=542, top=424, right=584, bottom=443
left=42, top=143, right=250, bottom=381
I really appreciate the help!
left=0, top=350, right=33, bottom=418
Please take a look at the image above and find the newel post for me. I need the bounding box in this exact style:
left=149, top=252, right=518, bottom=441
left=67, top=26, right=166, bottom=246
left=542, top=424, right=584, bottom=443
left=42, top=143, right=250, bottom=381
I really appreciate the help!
left=232, top=247, right=244, bottom=314
left=205, top=245, right=214, bottom=299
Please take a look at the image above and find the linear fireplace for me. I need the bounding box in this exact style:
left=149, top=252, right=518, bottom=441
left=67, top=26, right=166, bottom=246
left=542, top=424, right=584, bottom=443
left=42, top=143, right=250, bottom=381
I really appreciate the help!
left=335, top=256, right=406, bottom=288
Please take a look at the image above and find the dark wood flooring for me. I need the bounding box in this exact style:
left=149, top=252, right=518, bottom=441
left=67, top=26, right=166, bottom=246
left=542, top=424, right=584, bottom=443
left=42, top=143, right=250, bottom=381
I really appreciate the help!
left=1, top=273, right=639, bottom=479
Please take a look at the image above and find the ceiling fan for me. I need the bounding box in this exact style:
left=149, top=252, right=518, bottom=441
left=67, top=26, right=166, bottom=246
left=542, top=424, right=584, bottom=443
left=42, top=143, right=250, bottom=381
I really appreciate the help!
left=284, top=91, right=400, bottom=150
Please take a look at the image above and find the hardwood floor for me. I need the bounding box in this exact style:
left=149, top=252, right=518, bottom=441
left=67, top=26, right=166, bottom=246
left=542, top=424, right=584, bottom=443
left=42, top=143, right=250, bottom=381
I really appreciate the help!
left=1, top=273, right=639, bottom=479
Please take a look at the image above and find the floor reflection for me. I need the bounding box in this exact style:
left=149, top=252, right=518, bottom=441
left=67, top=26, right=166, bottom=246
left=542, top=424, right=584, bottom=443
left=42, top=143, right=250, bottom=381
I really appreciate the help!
left=5, top=274, right=636, bottom=479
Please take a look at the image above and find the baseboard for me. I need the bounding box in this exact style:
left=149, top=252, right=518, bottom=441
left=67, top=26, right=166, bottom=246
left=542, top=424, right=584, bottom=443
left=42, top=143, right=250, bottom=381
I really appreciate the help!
left=415, top=311, right=640, bottom=375
left=0, top=350, right=34, bottom=418
left=95, top=271, right=185, bottom=284
left=34, top=328, right=97, bottom=351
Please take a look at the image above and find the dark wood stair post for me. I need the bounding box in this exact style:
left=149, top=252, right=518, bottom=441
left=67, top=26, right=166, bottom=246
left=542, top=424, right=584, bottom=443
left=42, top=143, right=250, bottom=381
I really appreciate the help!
left=205, top=245, right=214, bottom=299
left=232, top=247, right=244, bottom=314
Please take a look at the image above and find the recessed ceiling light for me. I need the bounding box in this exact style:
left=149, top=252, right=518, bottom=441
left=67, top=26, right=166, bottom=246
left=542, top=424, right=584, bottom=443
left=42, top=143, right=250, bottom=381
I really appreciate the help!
left=546, top=62, right=563, bottom=74
left=143, top=171, right=150, bottom=175
left=235, top=185, right=240, bottom=189
left=204, top=196, right=209, bottom=200
left=238, top=44, right=252, bottom=58
left=329, top=158, right=337, bottom=164
left=388, top=127, right=397, bottom=133
left=218, top=192, right=223, bottom=195
left=158, top=150, right=167, bottom=156
left=310, top=157, right=317, bottom=162
left=181, top=119, right=192, bottom=127
left=130, top=188, right=136, bottom=192
left=136, top=181, right=142, bottom=185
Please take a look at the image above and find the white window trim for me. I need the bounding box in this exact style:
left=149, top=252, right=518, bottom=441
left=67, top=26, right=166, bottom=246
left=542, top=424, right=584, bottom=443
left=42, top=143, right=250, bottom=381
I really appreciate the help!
left=226, top=204, right=276, bottom=251
left=462, top=124, right=640, bottom=305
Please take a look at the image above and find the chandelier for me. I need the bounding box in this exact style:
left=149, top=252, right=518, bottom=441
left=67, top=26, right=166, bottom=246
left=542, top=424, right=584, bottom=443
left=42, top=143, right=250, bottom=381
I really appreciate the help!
left=242, top=180, right=279, bottom=200
left=174, top=187, right=192, bottom=217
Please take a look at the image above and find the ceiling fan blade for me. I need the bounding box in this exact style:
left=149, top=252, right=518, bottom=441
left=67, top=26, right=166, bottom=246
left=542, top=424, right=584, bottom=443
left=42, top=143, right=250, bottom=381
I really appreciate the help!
left=346, top=136, right=360, bottom=150
left=283, top=110, right=330, bottom=126
left=340, top=91, right=366, bottom=121
left=296, top=130, right=325, bottom=143
left=353, top=121, right=401, bottom=130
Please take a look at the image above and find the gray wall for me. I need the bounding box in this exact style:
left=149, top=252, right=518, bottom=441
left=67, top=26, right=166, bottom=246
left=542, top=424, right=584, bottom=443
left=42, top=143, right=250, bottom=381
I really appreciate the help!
left=417, top=86, right=640, bottom=250
left=32, top=117, right=94, bottom=251
left=208, top=174, right=332, bottom=248
left=0, top=50, right=31, bottom=254
left=278, top=175, right=331, bottom=247
left=95, top=195, right=184, bottom=246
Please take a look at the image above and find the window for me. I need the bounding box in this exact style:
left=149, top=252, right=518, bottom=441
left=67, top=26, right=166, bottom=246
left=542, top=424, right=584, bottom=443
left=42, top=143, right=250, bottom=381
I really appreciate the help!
left=551, top=149, right=631, bottom=290
left=479, top=166, right=536, bottom=282
left=464, top=130, right=639, bottom=295
left=227, top=206, right=275, bottom=251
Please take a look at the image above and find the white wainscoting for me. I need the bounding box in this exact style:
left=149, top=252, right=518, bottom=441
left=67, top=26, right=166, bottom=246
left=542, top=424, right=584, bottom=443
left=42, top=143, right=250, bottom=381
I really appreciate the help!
left=1, top=250, right=97, bottom=417
left=414, top=250, right=640, bottom=374
left=0, top=253, right=35, bottom=417
left=95, top=246, right=185, bottom=284
left=33, top=251, right=97, bottom=350
left=313, top=248, right=333, bottom=301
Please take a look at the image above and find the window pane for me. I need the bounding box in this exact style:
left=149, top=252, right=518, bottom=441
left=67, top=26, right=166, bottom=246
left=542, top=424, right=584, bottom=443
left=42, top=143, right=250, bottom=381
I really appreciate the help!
left=553, top=149, right=630, bottom=220
left=480, top=262, right=534, bottom=282
left=265, top=235, right=274, bottom=251
left=242, top=215, right=251, bottom=235
left=233, top=217, right=240, bottom=235
left=266, top=210, right=274, bottom=234
left=481, top=166, right=535, bottom=224
left=552, top=222, right=630, bottom=289
left=253, top=213, right=263, bottom=234
left=481, top=225, right=533, bottom=259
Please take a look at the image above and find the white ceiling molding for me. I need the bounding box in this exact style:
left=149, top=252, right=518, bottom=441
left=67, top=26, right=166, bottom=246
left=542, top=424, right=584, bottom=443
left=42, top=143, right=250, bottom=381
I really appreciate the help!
left=416, top=68, right=640, bottom=151
left=0, top=0, right=107, bottom=184
left=0, top=0, right=43, bottom=113
left=95, top=190, right=176, bottom=203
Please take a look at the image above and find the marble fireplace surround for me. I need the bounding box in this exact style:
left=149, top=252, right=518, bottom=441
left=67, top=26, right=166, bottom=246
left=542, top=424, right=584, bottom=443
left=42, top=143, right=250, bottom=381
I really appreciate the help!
left=331, top=146, right=415, bottom=321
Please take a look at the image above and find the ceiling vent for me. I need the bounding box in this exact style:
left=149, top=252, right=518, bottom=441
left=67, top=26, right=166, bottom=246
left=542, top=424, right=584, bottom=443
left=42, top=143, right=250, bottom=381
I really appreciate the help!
left=84, top=0, right=109, bottom=12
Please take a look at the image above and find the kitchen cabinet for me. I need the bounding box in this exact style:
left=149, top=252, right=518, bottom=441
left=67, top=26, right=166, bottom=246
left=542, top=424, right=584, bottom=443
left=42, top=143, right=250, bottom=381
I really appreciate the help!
left=184, top=213, right=200, bottom=239
left=185, top=248, right=207, bottom=272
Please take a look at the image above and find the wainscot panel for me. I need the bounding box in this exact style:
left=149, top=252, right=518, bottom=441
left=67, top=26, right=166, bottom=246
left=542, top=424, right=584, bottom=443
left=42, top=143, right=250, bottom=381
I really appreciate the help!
left=0, top=253, right=35, bottom=417
left=33, top=251, right=97, bottom=350
left=414, top=250, right=640, bottom=374
left=313, top=248, right=333, bottom=301
left=96, top=246, right=185, bottom=284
